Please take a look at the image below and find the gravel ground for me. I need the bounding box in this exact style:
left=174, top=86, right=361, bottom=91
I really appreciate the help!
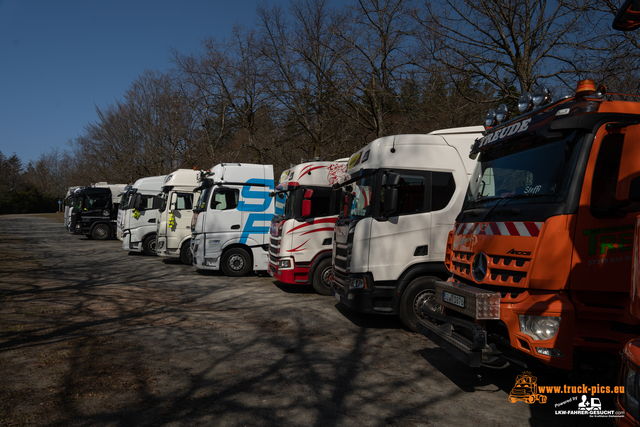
left=0, top=214, right=618, bottom=426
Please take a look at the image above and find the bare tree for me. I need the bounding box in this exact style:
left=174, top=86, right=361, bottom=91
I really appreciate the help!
left=331, top=0, right=418, bottom=140
left=416, top=0, right=594, bottom=102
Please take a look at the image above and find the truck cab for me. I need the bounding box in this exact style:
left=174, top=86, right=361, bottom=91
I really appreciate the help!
left=119, top=175, right=166, bottom=255
left=418, top=80, right=640, bottom=370
left=268, top=158, right=348, bottom=294
left=156, top=169, right=199, bottom=264
left=190, top=163, right=275, bottom=277
left=331, top=127, right=484, bottom=331
left=69, top=183, right=127, bottom=240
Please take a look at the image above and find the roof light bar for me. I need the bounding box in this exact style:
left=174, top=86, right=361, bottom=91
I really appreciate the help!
left=518, top=92, right=533, bottom=113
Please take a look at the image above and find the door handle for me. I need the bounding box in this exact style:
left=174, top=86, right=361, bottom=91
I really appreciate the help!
left=148, top=219, right=156, bottom=223
left=231, top=224, right=240, bottom=230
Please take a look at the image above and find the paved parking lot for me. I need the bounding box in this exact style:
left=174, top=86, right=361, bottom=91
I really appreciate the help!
left=0, top=215, right=614, bottom=426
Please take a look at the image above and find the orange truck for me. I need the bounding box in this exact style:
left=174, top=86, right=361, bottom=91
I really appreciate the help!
left=615, top=215, right=640, bottom=425
left=416, top=78, right=640, bottom=370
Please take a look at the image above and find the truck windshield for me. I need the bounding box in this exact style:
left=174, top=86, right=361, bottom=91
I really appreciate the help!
left=465, top=132, right=584, bottom=209
left=339, top=174, right=375, bottom=219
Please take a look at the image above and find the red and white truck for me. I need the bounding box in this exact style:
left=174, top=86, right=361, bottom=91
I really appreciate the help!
left=267, top=159, right=348, bottom=294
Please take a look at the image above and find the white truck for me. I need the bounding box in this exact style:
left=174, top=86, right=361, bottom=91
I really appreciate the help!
left=119, top=175, right=166, bottom=255
left=331, top=126, right=484, bottom=331
left=267, top=158, right=349, bottom=294
left=64, top=186, right=84, bottom=231
left=156, top=169, right=199, bottom=264
left=190, top=163, right=276, bottom=277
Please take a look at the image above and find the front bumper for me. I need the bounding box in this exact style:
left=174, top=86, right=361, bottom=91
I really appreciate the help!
left=268, top=258, right=310, bottom=285
left=418, top=280, right=574, bottom=370
left=331, top=273, right=396, bottom=314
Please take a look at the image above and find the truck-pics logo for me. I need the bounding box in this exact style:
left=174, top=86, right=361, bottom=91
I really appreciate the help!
left=508, top=372, right=547, bottom=404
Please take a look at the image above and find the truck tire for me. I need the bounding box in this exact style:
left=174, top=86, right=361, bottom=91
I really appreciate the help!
left=180, top=241, right=193, bottom=265
left=91, top=223, right=111, bottom=240
left=312, top=258, right=333, bottom=296
left=142, top=235, right=157, bottom=256
left=221, top=247, right=251, bottom=277
left=399, top=276, right=443, bottom=332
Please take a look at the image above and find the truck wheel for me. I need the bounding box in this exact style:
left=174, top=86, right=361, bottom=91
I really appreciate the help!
left=312, top=258, right=333, bottom=296
left=142, top=235, right=157, bottom=256
left=180, top=241, right=193, bottom=265
left=91, top=224, right=111, bottom=240
left=221, top=248, right=251, bottom=277
left=399, top=276, right=443, bottom=332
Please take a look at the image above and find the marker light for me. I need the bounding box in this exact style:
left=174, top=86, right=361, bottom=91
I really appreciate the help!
left=595, top=84, right=607, bottom=98
left=576, top=79, right=596, bottom=97
left=518, top=92, right=533, bottom=113
left=532, top=86, right=552, bottom=107
left=485, top=110, right=497, bottom=128
left=496, top=104, right=509, bottom=123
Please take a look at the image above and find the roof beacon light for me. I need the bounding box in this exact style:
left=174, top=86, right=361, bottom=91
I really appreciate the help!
left=518, top=92, right=533, bottom=113
left=496, top=104, right=509, bottom=124
left=576, top=79, right=596, bottom=97
left=532, top=86, right=552, bottom=107
left=484, top=109, right=497, bottom=129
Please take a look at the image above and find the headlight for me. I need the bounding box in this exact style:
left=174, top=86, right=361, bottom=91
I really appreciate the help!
left=279, top=259, right=292, bottom=269
left=519, top=315, right=561, bottom=340
left=349, top=278, right=366, bottom=290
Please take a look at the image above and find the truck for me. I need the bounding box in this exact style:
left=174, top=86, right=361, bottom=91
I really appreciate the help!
left=64, top=186, right=84, bottom=231
left=416, top=79, right=640, bottom=370
left=267, top=158, right=349, bottom=294
left=69, top=183, right=127, bottom=240
left=119, top=175, right=166, bottom=255
left=156, top=169, right=199, bottom=265
left=190, top=163, right=276, bottom=277
left=331, top=127, right=484, bottom=331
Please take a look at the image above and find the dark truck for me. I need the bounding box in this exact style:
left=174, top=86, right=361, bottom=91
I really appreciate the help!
left=69, top=184, right=127, bottom=240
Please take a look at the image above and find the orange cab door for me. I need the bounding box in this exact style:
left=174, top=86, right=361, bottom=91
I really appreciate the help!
left=571, top=124, right=640, bottom=295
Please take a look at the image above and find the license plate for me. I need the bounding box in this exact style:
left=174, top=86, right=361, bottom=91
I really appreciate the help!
left=334, top=291, right=341, bottom=302
left=443, top=291, right=465, bottom=308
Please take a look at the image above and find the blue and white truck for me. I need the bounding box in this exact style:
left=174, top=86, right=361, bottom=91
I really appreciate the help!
left=190, top=163, right=276, bottom=277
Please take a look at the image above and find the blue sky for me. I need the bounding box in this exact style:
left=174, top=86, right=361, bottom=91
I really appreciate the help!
left=1, top=0, right=342, bottom=164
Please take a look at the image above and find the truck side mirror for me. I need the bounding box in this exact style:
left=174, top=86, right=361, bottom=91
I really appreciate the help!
left=300, top=189, right=314, bottom=218
left=153, top=196, right=163, bottom=210
left=613, top=0, right=640, bottom=31
left=302, top=200, right=311, bottom=217
left=382, top=187, right=399, bottom=218
left=131, top=193, right=142, bottom=210
left=170, top=192, right=177, bottom=211
left=385, top=172, right=401, bottom=186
